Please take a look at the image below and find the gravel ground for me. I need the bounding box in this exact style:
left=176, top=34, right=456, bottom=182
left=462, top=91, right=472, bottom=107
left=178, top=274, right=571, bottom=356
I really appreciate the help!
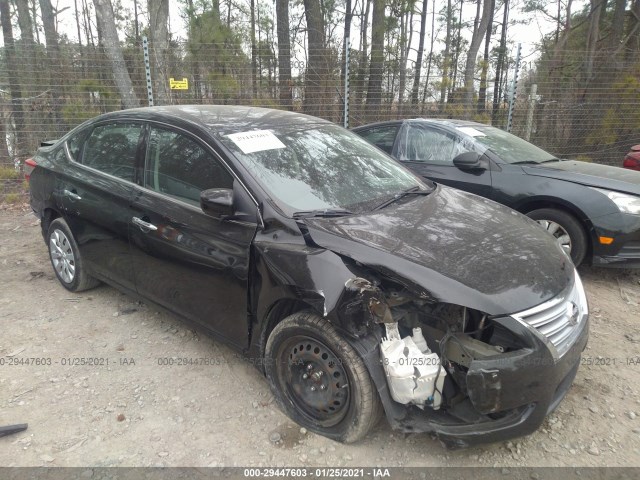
left=1, top=205, right=640, bottom=468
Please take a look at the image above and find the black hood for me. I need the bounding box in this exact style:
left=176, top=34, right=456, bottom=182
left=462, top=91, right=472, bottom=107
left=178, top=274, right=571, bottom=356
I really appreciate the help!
left=304, top=186, right=573, bottom=316
left=523, top=161, right=640, bottom=196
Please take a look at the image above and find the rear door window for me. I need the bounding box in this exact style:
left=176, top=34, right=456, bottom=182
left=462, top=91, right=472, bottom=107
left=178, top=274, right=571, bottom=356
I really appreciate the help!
left=82, top=123, right=143, bottom=182
left=357, top=125, right=400, bottom=154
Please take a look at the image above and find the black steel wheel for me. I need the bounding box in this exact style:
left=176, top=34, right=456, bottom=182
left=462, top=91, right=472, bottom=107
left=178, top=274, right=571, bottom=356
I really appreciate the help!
left=265, top=312, right=382, bottom=443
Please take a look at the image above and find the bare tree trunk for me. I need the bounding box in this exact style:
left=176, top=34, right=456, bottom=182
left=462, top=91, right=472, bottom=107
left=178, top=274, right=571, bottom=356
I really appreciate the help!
left=411, top=0, right=428, bottom=105
left=585, top=0, right=605, bottom=82
left=15, top=0, right=35, bottom=100
left=15, top=0, right=35, bottom=44
left=133, top=0, right=140, bottom=40
left=303, top=0, right=326, bottom=117
left=93, top=0, right=139, bottom=109
left=610, top=0, right=627, bottom=46
left=340, top=0, right=352, bottom=121
left=73, top=0, right=84, bottom=45
left=440, top=0, right=452, bottom=109
left=449, top=0, right=463, bottom=103
left=31, top=0, right=40, bottom=44
left=398, top=4, right=411, bottom=111
left=251, top=0, right=258, bottom=99
left=354, top=0, right=371, bottom=113
left=421, top=0, right=436, bottom=111
left=148, top=0, right=170, bottom=105
left=39, top=0, right=65, bottom=131
left=463, top=0, right=492, bottom=116
left=477, top=0, right=494, bottom=114
left=276, top=0, right=292, bottom=107
left=491, top=0, right=509, bottom=123
left=0, top=0, right=27, bottom=161
left=0, top=107, right=11, bottom=164
left=366, top=0, right=385, bottom=119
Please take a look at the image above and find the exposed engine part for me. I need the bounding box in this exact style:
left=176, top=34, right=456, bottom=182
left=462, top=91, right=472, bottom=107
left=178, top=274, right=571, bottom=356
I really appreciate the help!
left=344, top=277, right=379, bottom=293
left=380, top=323, right=446, bottom=409
left=345, top=277, right=397, bottom=324
left=421, top=324, right=504, bottom=368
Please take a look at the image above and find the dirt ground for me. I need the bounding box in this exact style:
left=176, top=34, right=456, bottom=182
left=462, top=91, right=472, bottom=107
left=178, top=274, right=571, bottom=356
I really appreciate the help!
left=1, top=204, right=640, bottom=468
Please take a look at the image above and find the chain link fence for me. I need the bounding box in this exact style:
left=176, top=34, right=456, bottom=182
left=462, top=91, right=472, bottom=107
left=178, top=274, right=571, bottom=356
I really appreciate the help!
left=1, top=40, right=638, bottom=202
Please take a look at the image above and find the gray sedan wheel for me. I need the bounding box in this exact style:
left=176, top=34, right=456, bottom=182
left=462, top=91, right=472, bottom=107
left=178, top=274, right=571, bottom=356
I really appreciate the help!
left=526, top=208, right=588, bottom=266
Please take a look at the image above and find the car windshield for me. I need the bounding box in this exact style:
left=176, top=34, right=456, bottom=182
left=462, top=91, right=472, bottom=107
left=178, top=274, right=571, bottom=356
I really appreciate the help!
left=456, top=124, right=558, bottom=164
left=218, top=123, right=426, bottom=215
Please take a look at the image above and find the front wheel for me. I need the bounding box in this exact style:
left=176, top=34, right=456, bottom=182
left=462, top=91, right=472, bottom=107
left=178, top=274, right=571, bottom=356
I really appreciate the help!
left=526, top=208, right=588, bottom=266
left=47, top=218, right=100, bottom=292
left=265, top=312, right=382, bottom=443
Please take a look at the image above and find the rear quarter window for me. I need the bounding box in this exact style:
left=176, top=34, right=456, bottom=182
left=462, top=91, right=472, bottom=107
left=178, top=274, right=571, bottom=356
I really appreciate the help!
left=66, top=129, right=90, bottom=162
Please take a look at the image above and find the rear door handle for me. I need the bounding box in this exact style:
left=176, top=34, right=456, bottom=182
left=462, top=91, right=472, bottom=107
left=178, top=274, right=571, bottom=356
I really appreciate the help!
left=63, top=189, right=82, bottom=201
left=132, top=216, right=158, bottom=232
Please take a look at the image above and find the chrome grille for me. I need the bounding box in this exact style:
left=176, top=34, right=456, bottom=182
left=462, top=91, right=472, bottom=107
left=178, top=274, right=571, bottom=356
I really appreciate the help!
left=512, top=272, right=588, bottom=358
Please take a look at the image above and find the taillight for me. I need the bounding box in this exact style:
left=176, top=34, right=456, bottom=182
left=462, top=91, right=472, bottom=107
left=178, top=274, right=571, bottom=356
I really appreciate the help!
left=24, top=158, right=37, bottom=182
left=623, top=156, right=640, bottom=171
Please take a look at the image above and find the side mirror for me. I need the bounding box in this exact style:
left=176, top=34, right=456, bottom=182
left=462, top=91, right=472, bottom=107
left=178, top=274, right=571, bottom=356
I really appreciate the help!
left=200, top=188, right=233, bottom=218
left=453, top=151, right=483, bottom=170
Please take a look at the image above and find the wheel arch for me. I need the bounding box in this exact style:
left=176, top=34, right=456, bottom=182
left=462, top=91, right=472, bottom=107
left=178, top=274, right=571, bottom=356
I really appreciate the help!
left=41, top=207, right=61, bottom=241
left=514, top=197, right=595, bottom=260
left=257, top=298, right=319, bottom=370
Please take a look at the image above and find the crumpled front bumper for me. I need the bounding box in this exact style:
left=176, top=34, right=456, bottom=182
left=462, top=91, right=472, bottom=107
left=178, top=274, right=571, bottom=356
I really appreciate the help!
left=358, top=312, right=589, bottom=449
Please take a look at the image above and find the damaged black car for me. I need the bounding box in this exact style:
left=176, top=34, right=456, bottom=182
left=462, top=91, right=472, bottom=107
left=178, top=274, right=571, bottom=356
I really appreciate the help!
left=28, top=106, right=589, bottom=448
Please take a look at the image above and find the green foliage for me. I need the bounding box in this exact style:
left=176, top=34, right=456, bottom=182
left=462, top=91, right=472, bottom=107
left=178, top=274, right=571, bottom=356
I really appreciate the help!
left=472, top=112, right=491, bottom=124
left=62, top=100, right=102, bottom=125
left=206, top=72, right=240, bottom=100
left=588, top=68, right=640, bottom=146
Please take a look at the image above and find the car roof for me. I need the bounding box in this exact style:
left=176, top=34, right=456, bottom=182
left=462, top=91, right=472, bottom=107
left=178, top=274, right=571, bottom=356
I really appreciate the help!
left=353, top=118, right=491, bottom=130
left=93, top=105, right=332, bottom=136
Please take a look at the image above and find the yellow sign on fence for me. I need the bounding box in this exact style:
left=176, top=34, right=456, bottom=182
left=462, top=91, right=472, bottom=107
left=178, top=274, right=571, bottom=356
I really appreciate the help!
left=169, top=78, right=189, bottom=90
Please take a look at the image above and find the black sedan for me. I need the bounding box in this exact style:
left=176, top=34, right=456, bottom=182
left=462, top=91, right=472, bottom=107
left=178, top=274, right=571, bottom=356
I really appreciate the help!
left=354, top=119, right=640, bottom=267
left=29, top=106, right=588, bottom=447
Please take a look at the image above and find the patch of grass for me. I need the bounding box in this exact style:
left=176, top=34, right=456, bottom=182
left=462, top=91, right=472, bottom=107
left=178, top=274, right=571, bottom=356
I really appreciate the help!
left=0, top=166, right=28, bottom=205
left=3, top=193, right=21, bottom=204
left=0, top=167, right=20, bottom=180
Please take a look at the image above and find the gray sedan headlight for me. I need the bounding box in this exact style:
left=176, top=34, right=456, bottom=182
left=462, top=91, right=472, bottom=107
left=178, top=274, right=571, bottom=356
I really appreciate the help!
left=593, top=188, right=640, bottom=215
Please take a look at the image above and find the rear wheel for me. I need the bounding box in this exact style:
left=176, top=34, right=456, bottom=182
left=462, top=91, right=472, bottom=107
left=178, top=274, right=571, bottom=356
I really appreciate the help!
left=265, top=312, right=382, bottom=443
left=47, top=218, right=100, bottom=292
left=526, top=208, right=588, bottom=266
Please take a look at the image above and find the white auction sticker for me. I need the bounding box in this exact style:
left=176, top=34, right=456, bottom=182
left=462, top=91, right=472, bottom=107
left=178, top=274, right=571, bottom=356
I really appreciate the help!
left=456, top=126, right=487, bottom=137
left=226, top=130, right=286, bottom=154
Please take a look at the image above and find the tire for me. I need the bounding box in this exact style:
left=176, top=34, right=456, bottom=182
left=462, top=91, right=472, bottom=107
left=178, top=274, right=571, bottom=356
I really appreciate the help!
left=47, top=218, right=100, bottom=292
left=526, top=208, right=588, bottom=266
left=265, top=312, right=382, bottom=443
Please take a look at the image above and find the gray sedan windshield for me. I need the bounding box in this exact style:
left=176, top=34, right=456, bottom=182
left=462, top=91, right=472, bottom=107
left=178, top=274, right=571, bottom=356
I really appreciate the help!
left=457, top=125, right=558, bottom=164
left=219, top=124, right=425, bottom=214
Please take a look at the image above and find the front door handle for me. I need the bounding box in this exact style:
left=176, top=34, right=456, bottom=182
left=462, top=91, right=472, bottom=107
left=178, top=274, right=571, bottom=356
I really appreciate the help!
left=63, top=189, right=82, bottom=201
left=132, top=216, right=158, bottom=232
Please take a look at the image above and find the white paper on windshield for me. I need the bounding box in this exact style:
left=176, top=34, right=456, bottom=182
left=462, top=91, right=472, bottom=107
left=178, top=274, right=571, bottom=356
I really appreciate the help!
left=457, top=126, right=486, bottom=137
left=226, top=130, right=286, bottom=154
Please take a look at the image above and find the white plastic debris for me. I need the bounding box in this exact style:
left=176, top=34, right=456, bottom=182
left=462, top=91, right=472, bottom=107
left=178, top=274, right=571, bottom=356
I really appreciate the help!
left=380, top=324, right=446, bottom=409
